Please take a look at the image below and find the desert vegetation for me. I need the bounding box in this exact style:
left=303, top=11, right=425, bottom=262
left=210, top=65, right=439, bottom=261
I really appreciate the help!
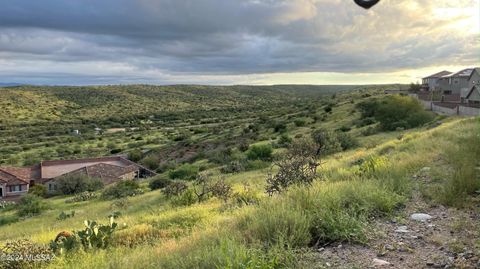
left=0, top=84, right=478, bottom=268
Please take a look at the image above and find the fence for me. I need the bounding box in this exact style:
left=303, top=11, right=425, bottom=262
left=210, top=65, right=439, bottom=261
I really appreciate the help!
left=409, top=93, right=480, bottom=116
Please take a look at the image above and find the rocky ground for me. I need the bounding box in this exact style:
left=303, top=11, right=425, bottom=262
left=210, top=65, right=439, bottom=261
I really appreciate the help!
left=302, top=168, right=480, bottom=269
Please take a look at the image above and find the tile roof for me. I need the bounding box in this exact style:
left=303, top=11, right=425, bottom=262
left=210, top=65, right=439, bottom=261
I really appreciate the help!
left=0, top=167, right=31, bottom=184
left=41, top=156, right=136, bottom=179
left=57, top=163, right=139, bottom=185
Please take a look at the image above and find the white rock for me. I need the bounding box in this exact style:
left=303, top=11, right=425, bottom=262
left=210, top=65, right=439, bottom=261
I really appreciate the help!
left=410, top=213, right=432, bottom=222
left=420, top=167, right=431, bottom=172
left=394, top=226, right=409, bottom=233
left=373, top=258, right=391, bottom=266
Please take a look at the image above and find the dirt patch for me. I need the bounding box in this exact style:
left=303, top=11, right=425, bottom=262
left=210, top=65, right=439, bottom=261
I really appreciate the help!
left=301, top=170, right=480, bottom=269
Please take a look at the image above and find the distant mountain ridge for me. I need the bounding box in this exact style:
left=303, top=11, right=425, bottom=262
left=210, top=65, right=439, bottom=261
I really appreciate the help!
left=0, top=82, right=23, bottom=87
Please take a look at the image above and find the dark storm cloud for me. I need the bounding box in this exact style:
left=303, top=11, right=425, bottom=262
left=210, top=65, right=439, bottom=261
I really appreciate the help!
left=0, top=0, right=478, bottom=84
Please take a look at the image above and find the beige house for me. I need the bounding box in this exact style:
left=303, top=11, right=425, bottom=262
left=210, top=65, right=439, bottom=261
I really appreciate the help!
left=0, top=156, right=156, bottom=199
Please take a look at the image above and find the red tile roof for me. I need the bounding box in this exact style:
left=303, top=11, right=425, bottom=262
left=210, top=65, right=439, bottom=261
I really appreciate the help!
left=0, top=167, right=31, bottom=184
left=56, top=163, right=139, bottom=185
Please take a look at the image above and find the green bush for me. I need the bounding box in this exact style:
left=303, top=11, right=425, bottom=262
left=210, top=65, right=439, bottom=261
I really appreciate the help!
left=311, top=128, right=342, bottom=155
left=141, top=155, right=160, bottom=170
left=101, top=180, right=143, bottom=200
left=149, top=176, right=173, bottom=190
left=65, top=191, right=97, bottom=203
left=276, top=134, right=292, bottom=148
left=273, top=122, right=287, bottom=133
left=162, top=181, right=188, bottom=198
left=57, top=211, right=75, bottom=221
left=28, top=185, right=47, bottom=198
left=170, top=188, right=197, bottom=207
left=357, top=96, right=434, bottom=131
left=127, top=149, right=143, bottom=162
left=246, top=144, right=273, bottom=161
left=294, top=119, right=306, bottom=127
left=168, top=164, right=199, bottom=180
left=56, top=174, right=104, bottom=195
left=17, top=194, right=48, bottom=217
left=0, top=201, right=16, bottom=211
left=0, top=215, right=19, bottom=226
left=244, top=160, right=270, bottom=171
left=336, top=132, right=359, bottom=151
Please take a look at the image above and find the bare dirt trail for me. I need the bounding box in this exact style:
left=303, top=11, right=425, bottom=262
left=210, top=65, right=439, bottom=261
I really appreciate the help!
left=302, top=168, right=480, bottom=269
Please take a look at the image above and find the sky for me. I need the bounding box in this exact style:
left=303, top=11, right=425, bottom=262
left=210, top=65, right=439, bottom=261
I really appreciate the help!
left=0, top=0, right=479, bottom=85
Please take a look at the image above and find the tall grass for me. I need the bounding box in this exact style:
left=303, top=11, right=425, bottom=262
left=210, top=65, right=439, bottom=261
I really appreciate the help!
left=432, top=119, right=480, bottom=207
left=238, top=180, right=403, bottom=248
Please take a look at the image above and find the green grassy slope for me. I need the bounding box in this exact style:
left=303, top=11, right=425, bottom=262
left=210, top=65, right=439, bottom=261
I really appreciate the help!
left=0, top=116, right=477, bottom=268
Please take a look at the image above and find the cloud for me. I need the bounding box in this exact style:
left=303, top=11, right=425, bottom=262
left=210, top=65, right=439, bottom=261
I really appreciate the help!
left=0, top=0, right=478, bottom=84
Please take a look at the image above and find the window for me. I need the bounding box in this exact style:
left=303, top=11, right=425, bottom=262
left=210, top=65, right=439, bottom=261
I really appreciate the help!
left=8, top=185, right=21, bottom=192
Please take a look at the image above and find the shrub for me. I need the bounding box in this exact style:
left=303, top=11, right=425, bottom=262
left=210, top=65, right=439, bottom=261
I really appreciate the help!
left=168, top=164, right=199, bottom=180
left=220, top=160, right=245, bottom=174
left=294, top=119, right=306, bottom=127
left=162, top=181, right=188, bottom=198
left=110, top=198, right=130, bottom=210
left=207, top=147, right=233, bottom=165
left=0, top=215, right=19, bottom=226
left=128, top=149, right=143, bottom=162
left=56, top=174, right=104, bottom=195
left=231, top=185, right=260, bottom=207
left=246, top=144, right=273, bottom=161
left=65, top=191, right=97, bottom=203
left=17, top=194, right=48, bottom=217
left=0, top=200, right=16, bottom=211
left=210, top=180, right=233, bottom=203
left=357, top=96, right=434, bottom=131
left=149, top=176, right=173, bottom=190
left=356, top=156, right=389, bottom=178
left=276, top=134, right=292, bottom=148
left=57, top=211, right=75, bottom=221
left=101, top=180, right=143, bottom=200
left=244, top=160, right=270, bottom=171
left=266, top=139, right=320, bottom=195
left=110, top=148, right=122, bottom=154
left=336, top=132, right=359, bottom=151
left=170, top=188, right=197, bottom=207
left=28, top=185, right=47, bottom=198
left=0, top=239, right=54, bottom=269
left=273, top=122, right=287, bottom=133
left=141, top=155, right=160, bottom=170
left=311, top=129, right=342, bottom=155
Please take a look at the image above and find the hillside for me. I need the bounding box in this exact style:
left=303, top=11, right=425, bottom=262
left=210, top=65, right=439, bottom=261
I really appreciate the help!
left=0, top=85, right=479, bottom=269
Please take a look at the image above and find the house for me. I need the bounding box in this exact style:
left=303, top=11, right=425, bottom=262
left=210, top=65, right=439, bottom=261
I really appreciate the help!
left=437, top=68, right=475, bottom=96
left=421, top=71, right=452, bottom=91
left=466, top=68, right=480, bottom=98
left=0, top=156, right=156, bottom=199
left=0, top=167, right=32, bottom=199
left=465, top=85, right=480, bottom=105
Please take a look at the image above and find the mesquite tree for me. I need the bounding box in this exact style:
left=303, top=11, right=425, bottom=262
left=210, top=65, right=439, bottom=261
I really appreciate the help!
left=266, top=138, right=321, bottom=195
